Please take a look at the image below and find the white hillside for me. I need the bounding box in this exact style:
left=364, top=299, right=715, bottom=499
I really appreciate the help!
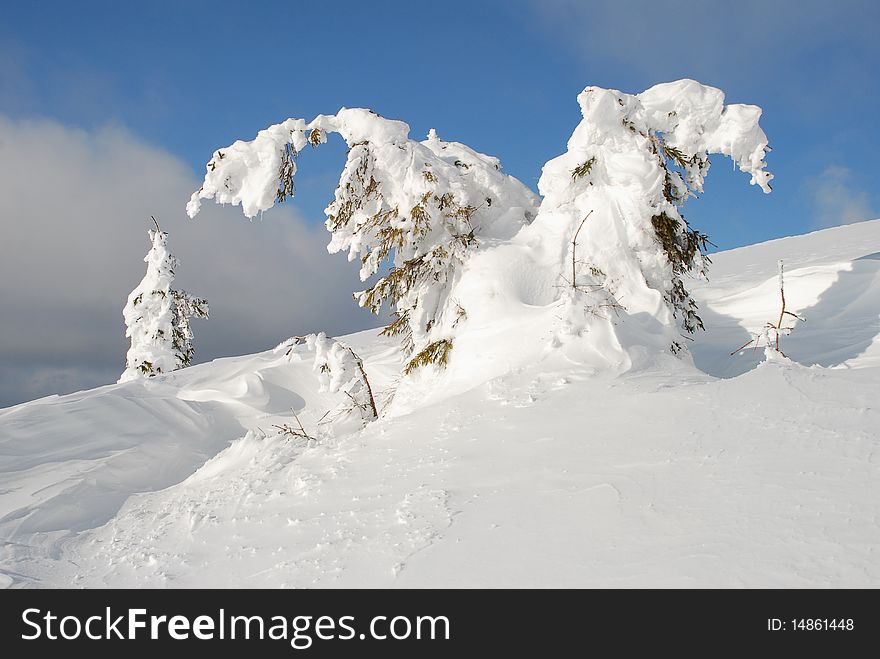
left=1, top=220, right=879, bottom=588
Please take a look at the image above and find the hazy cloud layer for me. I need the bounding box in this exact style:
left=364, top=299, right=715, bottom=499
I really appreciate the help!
left=809, top=165, right=876, bottom=229
left=0, top=116, right=378, bottom=407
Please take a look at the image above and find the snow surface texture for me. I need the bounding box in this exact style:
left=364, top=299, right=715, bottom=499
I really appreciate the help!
left=2, top=220, right=879, bottom=588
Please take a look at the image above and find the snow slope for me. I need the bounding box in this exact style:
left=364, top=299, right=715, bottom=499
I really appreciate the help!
left=1, top=220, right=879, bottom=588
left=691, top=219, right=880, bottom=377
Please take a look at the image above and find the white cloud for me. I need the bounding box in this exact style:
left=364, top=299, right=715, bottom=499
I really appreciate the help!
left=809, top=165, right=876, bottom=228
left=0, top=116, right=378, bottom=407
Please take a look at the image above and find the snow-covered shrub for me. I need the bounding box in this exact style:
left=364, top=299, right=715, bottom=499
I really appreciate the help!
left=187, top=110, right=539, bottom=374
left=120, top=228, right=209, bottom=383
left=307, top=332, right=377, bottom=430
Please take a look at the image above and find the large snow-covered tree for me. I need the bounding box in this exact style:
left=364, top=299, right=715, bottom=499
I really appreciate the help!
left=119, top=227, right=209, bottom=383
left=187, top=109, right=539, bottom=374
left=531, top=79, right=772, bottom=355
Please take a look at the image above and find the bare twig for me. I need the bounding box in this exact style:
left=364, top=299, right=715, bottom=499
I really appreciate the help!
left=775, top=262, right=786, bottom=351
left=730, top=336, right=757, bottom=356
left=284, top=335, right=309, bottom=357
left=151, top=215, right=161, bottom=232
left=272, top=423, right=315, bottom=441
left=293, top=410, right=309, bottom=438
left=729, top=260, right=804, bottom=357
left=571, top=210, right=594, bottom=290
left=272, top=409, right=317, bottom=441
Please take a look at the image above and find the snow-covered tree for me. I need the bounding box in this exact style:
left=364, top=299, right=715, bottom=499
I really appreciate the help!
left=119, top=227, right=209, bottom=383
left=308, top=332, right=377, bottom=430
left=529, top=79, right=773, bottom=355
left=187, top=110, right=539, bottom=374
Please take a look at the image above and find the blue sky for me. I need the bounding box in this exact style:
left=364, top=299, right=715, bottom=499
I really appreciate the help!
left=3, top=0, right=877, bottom=246
left=1, top=0, right=878, bottom=406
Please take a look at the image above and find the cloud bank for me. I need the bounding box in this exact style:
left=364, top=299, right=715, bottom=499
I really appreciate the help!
left=0, top=116, right=378, bottom=407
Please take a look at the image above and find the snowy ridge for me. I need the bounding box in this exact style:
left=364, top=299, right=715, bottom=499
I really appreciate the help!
left=1, top=220, right=880, bottom=587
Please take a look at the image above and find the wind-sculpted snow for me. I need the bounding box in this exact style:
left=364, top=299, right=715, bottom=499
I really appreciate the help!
left=637, top=80, right=773, bottom=193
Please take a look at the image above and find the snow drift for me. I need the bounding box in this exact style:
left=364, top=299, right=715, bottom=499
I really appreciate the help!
left=1, top=220, right=879, bottom=588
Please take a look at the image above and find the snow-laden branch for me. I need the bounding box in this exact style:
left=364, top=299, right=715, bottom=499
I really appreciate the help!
left=636, top=79, right=773, bottom=194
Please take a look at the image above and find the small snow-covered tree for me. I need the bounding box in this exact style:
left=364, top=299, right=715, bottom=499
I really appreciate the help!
left=120, top=226, right=209, bottom=383
left=187, top=110, right=539, bottom=374
left=308, top=332, right=377, bottom=430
